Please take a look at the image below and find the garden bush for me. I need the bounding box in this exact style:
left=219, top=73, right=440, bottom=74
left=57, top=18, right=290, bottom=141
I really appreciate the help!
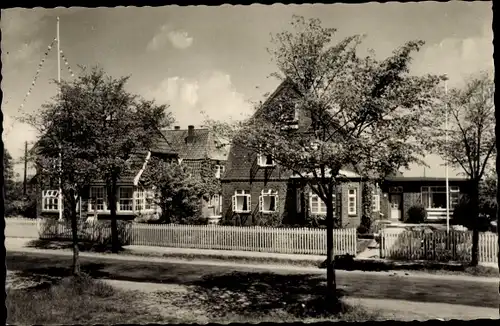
left=37, top=218, right=132, bottom=246
left=404, top=205, right=427, bottom=224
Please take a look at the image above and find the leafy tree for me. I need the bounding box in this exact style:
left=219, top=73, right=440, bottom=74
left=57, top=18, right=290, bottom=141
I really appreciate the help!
left=3, top=148, right=15, bottom=183
left=26, top=79, right=100, bottom=275
left=479, top=172, right=497, bottom=220
left=206, top=15, right=443, bottom=308
left=69, top=67, right=173, bottom=252
left=197, top=156, right=221, bottom=201
left=430, top=72, right=495, bottom=266
left=142, top=157, right=202, bottom=224
left=3, top=148, right=21, bottom=216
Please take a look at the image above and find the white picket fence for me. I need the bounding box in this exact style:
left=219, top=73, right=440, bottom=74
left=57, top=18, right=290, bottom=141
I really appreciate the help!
left=479, top=232, right=498, bottom=263
left=380, top=229, right=499, bottom=263
left=130, top=224, right=357, bottom=256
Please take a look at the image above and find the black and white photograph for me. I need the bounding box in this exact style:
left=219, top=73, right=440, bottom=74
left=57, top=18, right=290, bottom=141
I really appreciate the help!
left=1, top=1, right=497, bottom=323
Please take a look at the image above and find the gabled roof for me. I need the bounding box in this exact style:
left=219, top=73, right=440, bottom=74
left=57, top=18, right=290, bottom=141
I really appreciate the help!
left=224, top=79, right=357, bottom=181
left=162, top=127, right=228, bottom=161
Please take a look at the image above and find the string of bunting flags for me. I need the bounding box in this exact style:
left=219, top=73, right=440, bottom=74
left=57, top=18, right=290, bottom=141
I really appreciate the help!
left=17, top=38, right=77, bottom=115
left=60, top=49, right=76, bottom=78
left=17, top=38, right=57, bottom=114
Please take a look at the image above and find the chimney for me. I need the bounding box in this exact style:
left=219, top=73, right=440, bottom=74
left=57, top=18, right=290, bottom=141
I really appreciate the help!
left=174, top=126, right=180, bottom=130
left=188, top=125, right=194, bottom=138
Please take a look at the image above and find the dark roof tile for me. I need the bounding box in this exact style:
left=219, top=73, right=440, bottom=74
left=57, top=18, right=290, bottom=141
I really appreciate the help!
left=162, top=128, right=228, bottom=161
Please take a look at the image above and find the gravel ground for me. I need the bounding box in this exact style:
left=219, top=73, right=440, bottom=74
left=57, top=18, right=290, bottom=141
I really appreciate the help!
left=104, top=278, right=499, bottom=321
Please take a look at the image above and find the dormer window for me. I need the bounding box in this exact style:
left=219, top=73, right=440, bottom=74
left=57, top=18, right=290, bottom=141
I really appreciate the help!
left=215, top=165, right=225, bottom=179
left=257, top=152, right=275, bottom=167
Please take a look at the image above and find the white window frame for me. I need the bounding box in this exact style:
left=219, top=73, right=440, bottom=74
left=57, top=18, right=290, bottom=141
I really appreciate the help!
left=232, top=190, right=251, bottom=213
left=215, top=165, right=225, bottom=179
left=135, top=188, right=156, bottom=212
left=421, top=186, right=460, bottom=210
left=259, top=189, right=279, bottom=213
left=309, top=192, right=335, bottom=215
left=372, top=194, right=380, bottom=212
left=118, top=186, right=134, bottom=212
left=135, top=188, right=145, bottom=212
left=208, top=193, right=222, bottom=217
left=348, top=188, right=357, bottom=215
left=88, top=186, right=107, bottom=212
left=257, top=146, right=275, bottom=167
left=42, top=190, right=61, bottom=212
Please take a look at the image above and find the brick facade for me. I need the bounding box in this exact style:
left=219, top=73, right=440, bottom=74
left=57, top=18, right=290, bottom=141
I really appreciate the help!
left=221, top=179, right=363, bottom=228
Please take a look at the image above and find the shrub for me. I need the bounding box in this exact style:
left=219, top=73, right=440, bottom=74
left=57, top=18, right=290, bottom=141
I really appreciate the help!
left=405, top=205, right=427, bottom=223
left=357, top=215, right=372, bottom=235
left=37, top=218, right=132, bottom=246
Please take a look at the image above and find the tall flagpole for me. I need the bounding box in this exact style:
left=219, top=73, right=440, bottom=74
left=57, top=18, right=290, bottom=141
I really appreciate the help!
left=57, top=17, right=63, bottom=221
left=445, top=77, right=450, bottom=233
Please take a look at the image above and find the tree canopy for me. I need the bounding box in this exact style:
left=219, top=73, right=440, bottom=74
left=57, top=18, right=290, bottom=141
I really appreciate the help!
left=205, top=15, right=445, bottom=307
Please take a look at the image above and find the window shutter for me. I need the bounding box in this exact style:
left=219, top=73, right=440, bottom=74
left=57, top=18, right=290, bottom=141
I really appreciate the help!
left=246, top=195, right=251, bottom=212
left=259, top=195, right=263, bottom=212
left=256, top=153, right=262, bottom=166
left=232, top=195, right=236, bottom=212
left=274, top=194, right=279, bottom=211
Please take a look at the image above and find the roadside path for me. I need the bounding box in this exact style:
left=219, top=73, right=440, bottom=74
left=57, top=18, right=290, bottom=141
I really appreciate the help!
left=6, top=237, right=498, bottom=284
left=6, top=249, right=500, bottom=309
left=103, top=278, right=498, bottom=321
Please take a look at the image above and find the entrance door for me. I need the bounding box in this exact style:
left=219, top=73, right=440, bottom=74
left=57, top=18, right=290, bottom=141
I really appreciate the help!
left=389, top=194, right=402, bottom=220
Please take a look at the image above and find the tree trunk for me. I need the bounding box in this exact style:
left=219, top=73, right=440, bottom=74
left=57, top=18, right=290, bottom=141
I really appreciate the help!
left=69, top=192, right=80, bottom=276
left=109, top=178, right=119, bottom=253
left=470, top=179, right=480, bottom=266
left=325, top=191, right=338, bottom=307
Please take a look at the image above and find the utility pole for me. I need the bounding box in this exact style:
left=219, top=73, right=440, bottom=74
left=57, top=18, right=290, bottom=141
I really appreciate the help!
left=23, top=141, right=28, bottom=196
left=445, top=77, right=449, bottom=234
left=57, top=16, right=63, bottom=221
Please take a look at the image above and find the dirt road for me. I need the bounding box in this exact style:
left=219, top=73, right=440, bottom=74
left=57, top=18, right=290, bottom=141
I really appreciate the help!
left=6, top=250, right=499, bottom=312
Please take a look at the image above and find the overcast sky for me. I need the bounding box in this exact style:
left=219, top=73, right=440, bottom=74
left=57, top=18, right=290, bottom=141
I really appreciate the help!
left=1, top=2, right=493, bottom=178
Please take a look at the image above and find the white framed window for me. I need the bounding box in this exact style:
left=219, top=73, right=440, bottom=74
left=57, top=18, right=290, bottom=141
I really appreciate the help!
left=215, top=165, right=225, bottom=179
left=348, top=189, right=357, bottom=215
left=208, top=194, right=222, bottom=217
left=257, top=153, right=275, bottom=167
left=42, top=190, right=61, bottom=212
left=134, top=188, right=156, bottom=212
left=135, top=189, right=145, bottom=212
left=118, top=187, right=134, bottom=212
left=257, top=145, right=275, bottom=167
left=421, top=186, right=460, bottom=210
left=232, top=190, right=251, bottom=213
left=259, top=189, right=278, bottom=213
left=372, top=194, right=380, bottom=212
left=309, top=192, right=335, bottom=215
left=88, top=186, right=107, bottom=212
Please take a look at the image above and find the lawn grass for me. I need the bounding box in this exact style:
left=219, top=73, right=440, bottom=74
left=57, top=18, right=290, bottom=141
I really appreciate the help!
left=6, top=271, right=381, bottom=323
left=7, top=251, right=498, bottom=310
left=6, top=274, right=167, bottom=324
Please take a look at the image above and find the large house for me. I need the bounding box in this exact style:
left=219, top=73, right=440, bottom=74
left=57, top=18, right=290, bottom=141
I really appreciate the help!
left=36, top=130, right=178, bottom=221
left=36, top=125, right=228, bottom=222
left=220, top=79, right=374, bottom=228
left=162, top=125, right=229, bottom=222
